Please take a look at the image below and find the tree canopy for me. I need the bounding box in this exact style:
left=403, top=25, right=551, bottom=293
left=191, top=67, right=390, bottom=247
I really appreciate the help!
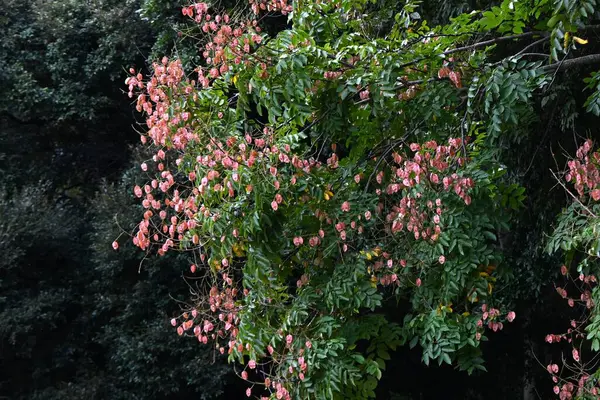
left=0, top=1, right=236, bottom=398
left=4, top=0, right=600, bottom=398
left=120, top=0, right=600, bottom=398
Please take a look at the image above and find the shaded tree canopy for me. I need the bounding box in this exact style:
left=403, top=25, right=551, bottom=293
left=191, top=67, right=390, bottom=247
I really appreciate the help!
left=0, top=0, right=235, bottom=398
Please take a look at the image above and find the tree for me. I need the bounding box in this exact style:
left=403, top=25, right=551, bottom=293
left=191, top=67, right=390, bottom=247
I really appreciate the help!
left=0, top=1, right=236, bottom=398
left=544, top=140, right=600, bottom=398
left=122, top=0, right=600, bottom=398
left=0, top=182, right=92, bottom=398
left=0, top=0, right=152, bottom=190
left=0, top=163, right=234, bottom=399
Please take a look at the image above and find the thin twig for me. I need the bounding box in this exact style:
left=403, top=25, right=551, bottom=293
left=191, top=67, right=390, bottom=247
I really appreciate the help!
left=550, top=169, right=598, bottom=218
left=395, top=31, right=544, bottom=71
left=513, top=36, right=549, bottom=58
left=445, top=31, right=544, bottom=55
left=363, top=132, right=412, bottom=194
left=548, top=51, right=571, bottom=89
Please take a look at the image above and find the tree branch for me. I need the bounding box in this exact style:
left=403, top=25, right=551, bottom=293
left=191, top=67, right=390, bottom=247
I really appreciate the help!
left=395, top=31, right=544, bottom=71
left=444, top=31, right=544, bottom=56
left=550, top=169, right=598, bottom=218
left=542, top=54, right=600, bottom=72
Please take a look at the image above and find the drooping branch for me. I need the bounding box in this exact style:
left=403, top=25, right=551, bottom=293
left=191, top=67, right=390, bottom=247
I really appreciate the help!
left=395, top=25, right=600, bottom=72
left=395, top=31, right=545, bottom=71
left=390, top=54, right=600, bottom=96
left=443, top=31, right=544, bottom=56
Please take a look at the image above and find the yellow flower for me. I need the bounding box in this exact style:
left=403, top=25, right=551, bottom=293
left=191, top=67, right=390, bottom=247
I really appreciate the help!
left=211, top=259, right=222, bottom=273
left=564, top=32, right=571, bottom=48
left=232, top=243, right=246, bottom=257
left=437, top=303, right=453, bottom=314
left=370, top=275, right=378, bottom=287
left=574, top=36, right=588, bottom=45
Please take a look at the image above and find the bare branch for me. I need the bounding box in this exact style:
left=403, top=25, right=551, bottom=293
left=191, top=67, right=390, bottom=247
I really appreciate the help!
left=550, top=169, right=598, bottom=218
left=542, top=54, right=600, bottom=72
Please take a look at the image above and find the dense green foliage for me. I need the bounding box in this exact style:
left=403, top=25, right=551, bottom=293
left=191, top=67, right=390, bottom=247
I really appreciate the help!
left=0, top=1, right=234, bottom=398
left=0, top=0, right=151, bottom=189
left=121, top=0, right=600, bottom=398
left=3, top=0, right=600, bottom=398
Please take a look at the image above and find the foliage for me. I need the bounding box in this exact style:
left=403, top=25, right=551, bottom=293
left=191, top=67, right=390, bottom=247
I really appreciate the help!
left=2, top=0, right=600, bottom=397
left=584, top=71, right=600, bottom=116
left=0, top=0, right=153, bottom=192
left=0, top=1, right=235, bottom=398
left=0, top=0, right=151, bottom=123
left=545, top=140, right=600, bottom=398
left=116, top=0, right=600, bottom=397
left=87, top=162, right=233, bottom=399
left=0, top=183, right=91, bottom=398
left=0, top=162, right=233, bottom=399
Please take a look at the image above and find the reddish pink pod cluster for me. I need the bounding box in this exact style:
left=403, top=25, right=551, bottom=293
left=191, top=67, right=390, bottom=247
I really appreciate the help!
left=566, top=139, right=600, bottom=199
left=545, top=264, right=600, bottom=398
left=181, top=3, right=272, bottom=84
left=383, top=139, right=473, bottom=242
left=249, top=0, right=293, bottom=15
left=474, top=304, right=516, bottom=339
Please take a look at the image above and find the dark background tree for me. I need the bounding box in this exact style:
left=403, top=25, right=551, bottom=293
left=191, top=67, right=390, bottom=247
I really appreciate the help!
left=0, top=0, right=235, bottom=398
